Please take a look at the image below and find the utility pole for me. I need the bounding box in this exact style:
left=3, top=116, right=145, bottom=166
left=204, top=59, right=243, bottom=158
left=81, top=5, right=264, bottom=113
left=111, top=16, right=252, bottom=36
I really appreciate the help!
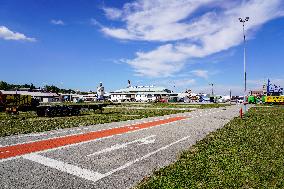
left=209, top=83, right=214, bottom=96
left=239, top=17, right=249, bottom=114
left=229, top=89, right=232, bottom=104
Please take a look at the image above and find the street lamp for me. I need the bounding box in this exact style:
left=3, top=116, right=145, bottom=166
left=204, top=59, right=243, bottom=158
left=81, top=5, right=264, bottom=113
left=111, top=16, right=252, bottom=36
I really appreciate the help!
left=229, top=89, right=232, bottom=104
left=209, top=83, right=214, bottom=96
left=239, top=17, right=249, bottom=114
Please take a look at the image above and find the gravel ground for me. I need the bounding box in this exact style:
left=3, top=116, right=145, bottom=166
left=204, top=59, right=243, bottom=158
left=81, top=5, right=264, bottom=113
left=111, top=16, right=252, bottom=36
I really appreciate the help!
left=0, top=104, right=245, bottom=189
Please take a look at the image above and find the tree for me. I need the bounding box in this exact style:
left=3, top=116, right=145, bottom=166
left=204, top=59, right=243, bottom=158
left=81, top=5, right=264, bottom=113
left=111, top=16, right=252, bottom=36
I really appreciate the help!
left=44, top=85, right=60, bottom=93
left=0, top=81, right=8, bottom=90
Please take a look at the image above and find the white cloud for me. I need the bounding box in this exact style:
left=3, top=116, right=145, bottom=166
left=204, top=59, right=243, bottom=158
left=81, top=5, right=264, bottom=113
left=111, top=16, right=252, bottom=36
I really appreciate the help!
left=102, top=0, right=284, bottom=77
left=102, top=0, right=216, bottom=41
left=173, top=78, right=196, bottom=87
left=50, top=19, right=65, bottom=25
left=190, top=84, right=243, bottom=95
left=103, top=7, right=122, bottom=20
left=248, top=78, right=284, bottom=88
left=152, top=78, right=196, bottom=92
left=191, top=70, right=209, bottom=79
left=160, top=77, right=283, bottom=95
left=126, top=44, right=187, bottom=77
left=0, top=26, right=36, bottom=42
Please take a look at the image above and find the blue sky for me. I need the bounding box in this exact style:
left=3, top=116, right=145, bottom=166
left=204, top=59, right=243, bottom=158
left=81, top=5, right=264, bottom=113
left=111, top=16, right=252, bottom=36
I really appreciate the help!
left=0, top=0, right=284, bottom=95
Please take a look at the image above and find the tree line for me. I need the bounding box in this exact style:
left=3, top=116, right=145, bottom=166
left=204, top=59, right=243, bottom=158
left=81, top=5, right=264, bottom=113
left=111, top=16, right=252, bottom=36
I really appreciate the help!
left=0, top=81, right=79, bottom=94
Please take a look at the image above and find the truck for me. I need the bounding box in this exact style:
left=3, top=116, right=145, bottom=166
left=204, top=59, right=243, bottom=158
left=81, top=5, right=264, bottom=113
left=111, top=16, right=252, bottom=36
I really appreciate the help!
left=0, top=93, right=113, bottom=117
left=0, top=93, right=39, bottom=113
left=262, top=96, right=284, bottom=105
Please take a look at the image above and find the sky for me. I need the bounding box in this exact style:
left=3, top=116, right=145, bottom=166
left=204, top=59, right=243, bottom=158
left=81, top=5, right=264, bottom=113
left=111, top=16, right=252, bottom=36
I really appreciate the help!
left=0, top=0, right=284, bottom=95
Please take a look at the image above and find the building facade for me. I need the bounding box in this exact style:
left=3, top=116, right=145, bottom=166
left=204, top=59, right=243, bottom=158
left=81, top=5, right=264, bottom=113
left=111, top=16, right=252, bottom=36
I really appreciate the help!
left=110, top=86, right=177, bottom=102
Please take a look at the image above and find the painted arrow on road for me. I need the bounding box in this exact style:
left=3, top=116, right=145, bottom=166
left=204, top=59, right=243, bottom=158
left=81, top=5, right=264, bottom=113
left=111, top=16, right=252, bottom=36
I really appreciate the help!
left=87, top=135, right=156, bottom=157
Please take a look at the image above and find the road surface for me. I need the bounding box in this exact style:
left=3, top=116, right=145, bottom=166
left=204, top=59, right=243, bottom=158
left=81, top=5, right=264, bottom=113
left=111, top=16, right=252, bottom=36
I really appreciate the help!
left=0, top=105, right=241, bottom=189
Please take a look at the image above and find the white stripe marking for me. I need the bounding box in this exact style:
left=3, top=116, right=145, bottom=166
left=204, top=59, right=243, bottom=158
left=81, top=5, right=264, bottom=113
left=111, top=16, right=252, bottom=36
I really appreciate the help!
left=0, top=132, right=85, bottom=147
left=87, top=135, right=156, bottom=157
left=23, top=154, right=104, bottom=182
left=103, top=135, right=191, bottom=179
left=0, top=117, right=185, bottom=162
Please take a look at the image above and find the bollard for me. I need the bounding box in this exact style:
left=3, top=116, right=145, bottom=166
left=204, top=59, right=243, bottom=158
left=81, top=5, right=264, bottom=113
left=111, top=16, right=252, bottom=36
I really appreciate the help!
left=240, top=108, right=243, bottom=118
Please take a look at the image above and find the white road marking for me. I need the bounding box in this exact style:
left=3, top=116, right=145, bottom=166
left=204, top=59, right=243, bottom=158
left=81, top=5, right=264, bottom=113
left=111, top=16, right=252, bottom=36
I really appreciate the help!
left=0, top=116, right=186, bottom=162
left=0, top=132, right=85, bottom=148
left=0, top=135, right=115, bottom=163
left=23, top=154, right=104, bottom=182
left=25, top=133, right=48, bottom=137
left=87, top=135, right=156, bottom=157
left=102, top=135, right=192, bottom=180
left=138, top=138, right=155, bottom=145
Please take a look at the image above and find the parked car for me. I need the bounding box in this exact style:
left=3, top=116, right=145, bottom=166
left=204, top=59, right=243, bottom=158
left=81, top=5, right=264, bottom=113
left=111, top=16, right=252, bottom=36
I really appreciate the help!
left=237, top=99, right=244, bottom=103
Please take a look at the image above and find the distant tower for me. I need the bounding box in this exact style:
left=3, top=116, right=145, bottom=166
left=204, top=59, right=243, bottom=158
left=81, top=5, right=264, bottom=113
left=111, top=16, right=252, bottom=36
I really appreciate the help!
left=97, top=82, right=105, bottom=100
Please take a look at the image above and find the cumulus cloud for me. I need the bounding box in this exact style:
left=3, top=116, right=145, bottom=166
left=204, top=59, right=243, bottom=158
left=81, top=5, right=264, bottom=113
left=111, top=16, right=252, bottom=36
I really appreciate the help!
left=248, top=78, right=284, bottom=88
left=190, top=84, right=244, bottom=95
left=125, top=44, right=187, bottom=77
left=153, top=78, right=196, bottom=92
left=50, top=19, right=65, bottom=25
left=173, top=78, right=196, bottom=87
left=102, top=0, right=216, bottom=41
left=102, top=0, right=284, bottom=77
left=0, top=26, right=36, bottom=42
left=191, top=70, right=209, bottom=79
left=103, top=7, right=123, bottom=20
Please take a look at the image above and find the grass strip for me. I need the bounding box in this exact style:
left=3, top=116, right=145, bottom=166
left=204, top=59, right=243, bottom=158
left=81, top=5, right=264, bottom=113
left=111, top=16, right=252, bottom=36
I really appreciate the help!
left=136, top=106, right=284, bottom=189
left=0, top=108, right=189, bottom=137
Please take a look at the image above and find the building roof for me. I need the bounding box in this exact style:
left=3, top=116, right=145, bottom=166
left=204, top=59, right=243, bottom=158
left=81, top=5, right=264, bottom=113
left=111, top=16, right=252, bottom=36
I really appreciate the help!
left=0, top=90, right=59, bottom=97
left=110, top=92, right=136, bottom=95
left=136, top=92, right=177, bottom=95
left=112, top=86, right=172, bottom=93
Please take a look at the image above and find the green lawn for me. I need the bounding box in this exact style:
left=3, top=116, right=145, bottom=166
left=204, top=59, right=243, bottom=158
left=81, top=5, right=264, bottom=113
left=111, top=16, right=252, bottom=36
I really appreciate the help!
left=0, top=108, right=189, bottom=137
left=136, top=106, right=284, bottom=189
left=0, top=103, right=229, bottom=137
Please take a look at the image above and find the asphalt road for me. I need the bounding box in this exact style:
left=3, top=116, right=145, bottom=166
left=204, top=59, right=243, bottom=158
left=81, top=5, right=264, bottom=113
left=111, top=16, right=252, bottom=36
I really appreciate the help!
left=0, top=105, right=242, bottom=189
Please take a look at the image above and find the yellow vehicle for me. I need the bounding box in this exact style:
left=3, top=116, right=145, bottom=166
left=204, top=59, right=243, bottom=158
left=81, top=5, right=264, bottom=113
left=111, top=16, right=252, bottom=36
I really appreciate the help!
left=0, top=93, right=38, bottom=113
left=262, top=96, right=284, bottom=104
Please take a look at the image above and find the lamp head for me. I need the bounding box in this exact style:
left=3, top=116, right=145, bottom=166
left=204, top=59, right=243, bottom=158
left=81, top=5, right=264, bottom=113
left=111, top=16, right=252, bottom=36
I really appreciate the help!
left=239, top=18, right=243, bottom=22
left=245, top=17, right=249, bottom=21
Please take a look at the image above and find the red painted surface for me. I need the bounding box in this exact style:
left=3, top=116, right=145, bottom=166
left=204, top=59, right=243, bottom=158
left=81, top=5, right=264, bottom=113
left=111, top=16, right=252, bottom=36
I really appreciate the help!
left=0, top=116, right=187, bottom=159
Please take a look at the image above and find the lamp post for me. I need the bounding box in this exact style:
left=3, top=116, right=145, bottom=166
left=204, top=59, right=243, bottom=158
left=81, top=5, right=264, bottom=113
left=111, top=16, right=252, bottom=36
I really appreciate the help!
left=239, top=17, right=249, bottom=114
left=229, top=89, right=232, bottom=104
left=209, top=83, right=214, bottom=96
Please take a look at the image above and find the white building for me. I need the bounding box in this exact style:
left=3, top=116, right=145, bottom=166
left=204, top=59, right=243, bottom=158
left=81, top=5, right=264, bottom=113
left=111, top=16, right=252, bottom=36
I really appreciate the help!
left=60, top=93, right=98, bottom=102
left=82, top=94, right=97, bottom=102
left=110, top=86, right=177, bottom=102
